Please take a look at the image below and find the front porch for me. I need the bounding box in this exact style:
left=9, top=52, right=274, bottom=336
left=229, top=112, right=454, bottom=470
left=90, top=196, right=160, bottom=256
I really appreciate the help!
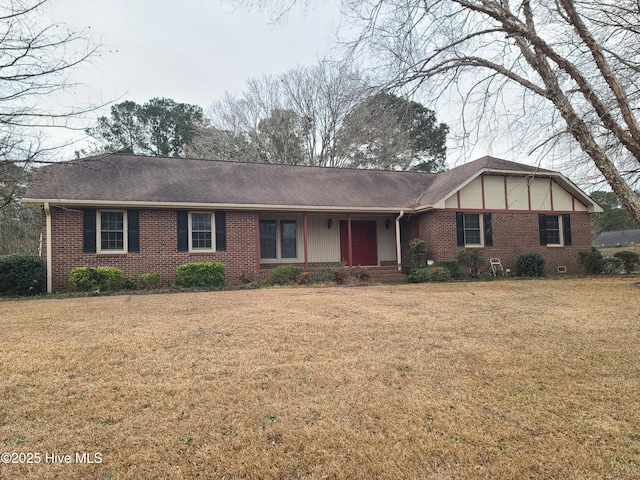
left=257, top=212, right=405, bottom=271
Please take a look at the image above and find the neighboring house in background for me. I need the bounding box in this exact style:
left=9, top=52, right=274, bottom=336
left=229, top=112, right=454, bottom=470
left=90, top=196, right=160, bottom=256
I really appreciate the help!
left=24, top=154, right=602, bottom=292
left=592, top=229, right=640, bottom=256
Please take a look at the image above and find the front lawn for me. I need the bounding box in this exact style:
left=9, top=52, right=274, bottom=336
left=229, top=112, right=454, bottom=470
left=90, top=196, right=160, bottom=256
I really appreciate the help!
left=0, top=278, right=638, bottom=479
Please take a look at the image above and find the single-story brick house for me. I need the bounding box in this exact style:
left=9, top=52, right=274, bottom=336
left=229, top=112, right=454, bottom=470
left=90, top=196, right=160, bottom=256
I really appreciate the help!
left=24, top=153, right=602, bottom=292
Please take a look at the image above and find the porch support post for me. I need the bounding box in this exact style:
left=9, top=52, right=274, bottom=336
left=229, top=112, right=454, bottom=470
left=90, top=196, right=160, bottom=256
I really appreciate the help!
left=303, top=213, right=309, bottom=271
left=347, top=213, right=353, bottom=267
left=395, top=210, right=404, bottom=271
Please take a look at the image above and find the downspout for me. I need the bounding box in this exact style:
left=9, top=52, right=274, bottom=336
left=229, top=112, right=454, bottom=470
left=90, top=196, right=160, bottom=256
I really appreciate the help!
left=395, top=210, right=404, bottom=271
left=44, top=203, right=52, bottom=293
left=303, top=213, right=309, bottom=271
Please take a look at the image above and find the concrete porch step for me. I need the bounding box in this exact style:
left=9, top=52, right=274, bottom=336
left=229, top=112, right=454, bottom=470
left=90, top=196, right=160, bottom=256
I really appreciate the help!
left=362, top=267, right=408, bottom=284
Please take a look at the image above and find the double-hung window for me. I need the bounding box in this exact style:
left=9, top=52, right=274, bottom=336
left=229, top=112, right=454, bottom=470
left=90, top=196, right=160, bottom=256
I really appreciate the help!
left=456, top=212, right=492, bottom=247
left=98, top=211, right=127, bottom=253
left=539, top=214, right=571, bottom=246
left=189, top=213, right=213, bottom=251
left=259, top=219, right=298, bottom=260
left=463, top=213, right=482, bottom=246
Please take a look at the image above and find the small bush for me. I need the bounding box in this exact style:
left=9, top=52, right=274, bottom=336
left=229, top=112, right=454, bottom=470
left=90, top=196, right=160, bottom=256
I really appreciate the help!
left=516, top=253, right=546, bottom=277
left=138, top=273, right=162, bottom=290
left=457, top=250, right=482, bottom=274
left=0, top=254, right=46, bottom=296
left=69, top=266, right=124, bottom=292
left=613, top=251, right=639, bottom=273
left=296, top=271, right=312, bottom=285
left=408, top=266, right=452, bottom=282
left=602, top=257, right=623, bottom=275
left=349, top=267, right=371, bottom=284
left=433, top=259, right=462, bottom=279
left=408, top=238, right=428, bottom=270
left=332, top=267, right=348, bottom=285
left=267, top=265, right=304, bottom=285
left=174, top=262, right=225, bottom=289
left=578, top=248, right=604, bottom=274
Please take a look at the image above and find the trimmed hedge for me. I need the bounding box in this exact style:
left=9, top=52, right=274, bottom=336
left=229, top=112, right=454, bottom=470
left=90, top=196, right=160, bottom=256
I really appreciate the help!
left=267, top=265, right=304, bottom=285
left=0, top=254, right=46, bottom=296
left=516, top=253, right=546, bottom=277
left=174, top=262, right=225, bottom=289
left=137, top=272, right=162, bottom=290
left=408, top=266, right=452, bottom=283
left=69, top=266, right=125, bottom=292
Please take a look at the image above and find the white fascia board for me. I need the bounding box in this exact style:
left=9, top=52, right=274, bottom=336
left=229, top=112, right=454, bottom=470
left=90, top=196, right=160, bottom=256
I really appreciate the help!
left=21, top=198, right=405, bottom=214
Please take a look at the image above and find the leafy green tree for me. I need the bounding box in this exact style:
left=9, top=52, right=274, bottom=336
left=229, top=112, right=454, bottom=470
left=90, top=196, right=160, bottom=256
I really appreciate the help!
left=88, top=98, right=205, bottom=157
left=590, top=191, right=638, bottom=232
left=336, top=93, right=448, bottom=171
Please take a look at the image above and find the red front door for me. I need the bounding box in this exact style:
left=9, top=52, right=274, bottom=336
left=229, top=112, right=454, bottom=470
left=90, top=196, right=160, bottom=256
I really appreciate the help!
left=339, top=220, right=378, bottom=266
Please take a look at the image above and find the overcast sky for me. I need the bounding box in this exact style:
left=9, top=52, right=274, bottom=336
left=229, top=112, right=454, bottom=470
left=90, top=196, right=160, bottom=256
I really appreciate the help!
left=42, top=0, right=541, bottom=169
left=45, top=0, right=344, bottom=152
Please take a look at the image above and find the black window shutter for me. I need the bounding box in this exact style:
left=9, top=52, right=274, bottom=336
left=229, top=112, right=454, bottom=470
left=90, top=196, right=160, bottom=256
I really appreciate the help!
left=83, top=209, right=96, bottom=253
left=127, top=210, right=140, bottom=252
left=539, top=214, right=547, bottom=246
left=215, top=212, right=226, bottom=251
left=483, top=213, right=493, bottom=247
left=177, top=211, right=189, bottom=251
left=456, top=212, right=465, bottom=247
left=563, top=214, right=572, bottom=246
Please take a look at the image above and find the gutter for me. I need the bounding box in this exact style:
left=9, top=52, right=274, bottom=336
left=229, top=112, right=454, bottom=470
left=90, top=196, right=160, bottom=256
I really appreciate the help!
left=396, top=210, right=404, bottom=271
left=21, top=198, right=406, bottom=214
left=44, top=202, right=52, bottom=293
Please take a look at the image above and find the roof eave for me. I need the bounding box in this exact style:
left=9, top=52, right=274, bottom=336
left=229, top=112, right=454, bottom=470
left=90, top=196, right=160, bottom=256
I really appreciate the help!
left=22, top=198, right=407, bottom=214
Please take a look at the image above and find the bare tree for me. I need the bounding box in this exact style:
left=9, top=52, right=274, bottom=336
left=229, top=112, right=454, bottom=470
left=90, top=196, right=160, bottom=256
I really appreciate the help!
left=188, top=60, right=370, bottom=166
left=234, top=0, right=640, bottom=225
left=0, top=0, right=98, bottom=169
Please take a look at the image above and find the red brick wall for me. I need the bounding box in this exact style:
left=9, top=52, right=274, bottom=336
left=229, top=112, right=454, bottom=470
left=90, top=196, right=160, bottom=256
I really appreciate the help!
left=43, top=208, right=259, bottom=291
left=412, top=210, right=592, bottom=274
left=41, top=206, right=594, bottom=291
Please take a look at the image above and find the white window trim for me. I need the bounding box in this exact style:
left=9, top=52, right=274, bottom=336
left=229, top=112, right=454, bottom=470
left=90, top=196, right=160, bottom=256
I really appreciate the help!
left=463, top=213, right=484, bottom=248
left=188, top=212, right=215, bottom=252
left=545, top=214, right=564, bottom=247
left=259, top=217, right=301, bottom=263
left=97, top=210, right=128, bottom=254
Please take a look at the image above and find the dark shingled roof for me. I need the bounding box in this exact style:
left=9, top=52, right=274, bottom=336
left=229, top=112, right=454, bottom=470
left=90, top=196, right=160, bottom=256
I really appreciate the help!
left=592, top=229, right=640, bottom=247
left=23, top=154, right=559, bottom=211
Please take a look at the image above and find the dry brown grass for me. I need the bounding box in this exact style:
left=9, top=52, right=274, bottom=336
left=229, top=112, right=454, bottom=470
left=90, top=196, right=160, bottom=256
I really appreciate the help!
left=0, top=277, right=638, bottom=479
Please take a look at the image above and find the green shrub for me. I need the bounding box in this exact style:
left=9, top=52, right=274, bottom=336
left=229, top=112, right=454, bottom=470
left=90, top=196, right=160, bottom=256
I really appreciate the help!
left=174, top=262, right=225, bottom=289
left=516, top=253, right=546, bottom=277
left=69, top=266, right=124, bottom=292
left=602, top=257, right=623, bottom=275
left=267, top=265, right=304, bottom=285
left=408, top=238, right=427, bottom=270
left=433, top=259, right=462, bottom=279
left=613, top=251, right=640, bottom=273
left=0, top=254, right=46, bottom=296
left=578, top=248, right=604, bottom=274
left=457, top=250, right=482, bottom=274
left=408, top=266, right=452, bottom=282
left=296, top=271, right=312, bottom=285
left=138, top=272, right=162, bottom=289
left=332, top=267, right=349, bottom=285
left=349, top=267, right=371, bottom=284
